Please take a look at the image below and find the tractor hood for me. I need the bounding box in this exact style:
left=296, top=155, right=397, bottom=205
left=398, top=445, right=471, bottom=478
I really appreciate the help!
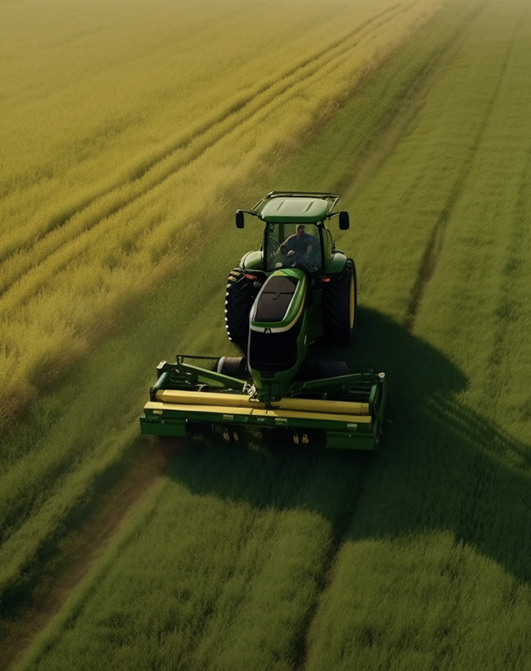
left=247, top=268, right=309, bottom=402
left=249, top=268, right=306, bottom=333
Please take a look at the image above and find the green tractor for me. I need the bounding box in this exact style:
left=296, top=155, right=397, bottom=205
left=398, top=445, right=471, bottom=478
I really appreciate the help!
left=140, top=192, right=387, bottom=450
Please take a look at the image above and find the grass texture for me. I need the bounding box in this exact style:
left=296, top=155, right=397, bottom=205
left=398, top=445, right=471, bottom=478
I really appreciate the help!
left=5, top=1, right=531, bottom=670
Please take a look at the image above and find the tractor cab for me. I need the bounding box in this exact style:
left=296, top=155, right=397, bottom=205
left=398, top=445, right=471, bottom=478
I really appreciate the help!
left=235, top=191, right=349, bottom=275
left=227, top=190, right=356, bottom=354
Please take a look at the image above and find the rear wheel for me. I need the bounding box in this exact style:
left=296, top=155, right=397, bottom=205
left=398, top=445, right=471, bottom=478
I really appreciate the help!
left=323, top=258, right=357, bottom=344
left=224, top=267, right=256, bottom=351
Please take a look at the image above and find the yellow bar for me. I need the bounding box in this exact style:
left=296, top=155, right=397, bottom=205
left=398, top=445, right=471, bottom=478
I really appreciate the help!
left=156, top=390, right=262, bottom=408
left=155, top=390, right=370, bottom=415
left=276, top=397, right=369, bottom=415
left=145, top=401, right=373, bottom=424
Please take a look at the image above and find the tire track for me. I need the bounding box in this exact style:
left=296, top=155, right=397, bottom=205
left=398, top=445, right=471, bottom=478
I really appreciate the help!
left=404, top=2, right=520, bottom=335
left=0, top=1, right=422, bottom=307
left=480, top=1, right=531, bottom=408
left=0, top=439, right=184, bottom=671
left=290, top=457, right=372, bottom=671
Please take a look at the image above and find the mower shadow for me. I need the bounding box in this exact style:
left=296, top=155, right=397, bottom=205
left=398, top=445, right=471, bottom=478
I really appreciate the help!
left=167, top=308, right=531, bottom=585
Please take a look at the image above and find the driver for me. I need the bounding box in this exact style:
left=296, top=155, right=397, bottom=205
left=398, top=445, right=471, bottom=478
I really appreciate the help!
left=281, top=225, right=317, bottom=260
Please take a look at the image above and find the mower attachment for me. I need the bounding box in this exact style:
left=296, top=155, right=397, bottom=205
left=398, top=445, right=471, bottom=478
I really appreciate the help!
left=140, top=356, right=387, bottom=450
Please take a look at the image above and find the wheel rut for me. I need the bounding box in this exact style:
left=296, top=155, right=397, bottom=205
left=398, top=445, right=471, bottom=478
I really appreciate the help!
left=0, top=439, right=184, bottom=671
left=290, top=455, right=374, bottom=671
left=404, top=2, right=519, bottom=335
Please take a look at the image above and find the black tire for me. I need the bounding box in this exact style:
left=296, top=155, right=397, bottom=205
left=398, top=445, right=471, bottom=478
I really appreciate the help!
left=216, top=356, right=248, bottom=379
left=323, top=258, right=357, bottom=345
left=224, top=267, right=256, bottom=351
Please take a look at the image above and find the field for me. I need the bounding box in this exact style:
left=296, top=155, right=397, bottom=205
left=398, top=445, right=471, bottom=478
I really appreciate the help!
left=2, top=0, right=531, bottom=669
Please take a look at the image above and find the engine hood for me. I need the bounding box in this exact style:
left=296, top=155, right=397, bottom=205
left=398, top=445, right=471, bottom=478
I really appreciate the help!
left=249, top=268, right=306, bottom=334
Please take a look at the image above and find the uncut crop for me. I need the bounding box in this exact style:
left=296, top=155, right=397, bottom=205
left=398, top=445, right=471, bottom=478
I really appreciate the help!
left=0, top=0, right=441, bottom=427
left=13, top=1, right=531, bottom=671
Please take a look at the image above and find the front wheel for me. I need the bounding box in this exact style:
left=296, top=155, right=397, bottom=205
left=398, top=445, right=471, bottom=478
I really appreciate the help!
left=224, top=267, right=256, bottom=351
left=323, top=258, right=357, bottom=345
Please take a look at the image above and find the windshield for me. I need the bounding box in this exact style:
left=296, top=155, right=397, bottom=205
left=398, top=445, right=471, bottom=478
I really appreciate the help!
left=265, top=222, right=321, bottom=273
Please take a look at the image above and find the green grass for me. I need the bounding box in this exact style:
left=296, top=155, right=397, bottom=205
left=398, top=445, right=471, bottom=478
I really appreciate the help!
left=17, top=449, right=365, bottom=671
left=6, top=0, right=531, bottom=670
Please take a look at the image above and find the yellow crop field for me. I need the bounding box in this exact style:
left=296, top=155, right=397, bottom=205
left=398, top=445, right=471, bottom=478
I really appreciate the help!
left=0, top=0, right=443, bottom=426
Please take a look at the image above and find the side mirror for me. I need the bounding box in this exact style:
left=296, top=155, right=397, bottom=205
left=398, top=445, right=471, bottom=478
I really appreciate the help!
left=338, top=211, right=350, bottom=230
left=235, top=210, right=245, bottom=229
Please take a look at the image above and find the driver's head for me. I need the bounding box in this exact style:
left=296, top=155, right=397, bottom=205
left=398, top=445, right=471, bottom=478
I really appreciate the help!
left=296, top=225, right=305, bottom=237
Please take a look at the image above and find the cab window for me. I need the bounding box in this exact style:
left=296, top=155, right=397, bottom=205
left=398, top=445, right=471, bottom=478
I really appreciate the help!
left=265, top=223, right=321, bottom=272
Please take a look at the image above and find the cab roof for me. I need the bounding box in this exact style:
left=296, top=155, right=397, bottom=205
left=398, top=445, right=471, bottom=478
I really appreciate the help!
left=253, top=191, right=339, bottom=223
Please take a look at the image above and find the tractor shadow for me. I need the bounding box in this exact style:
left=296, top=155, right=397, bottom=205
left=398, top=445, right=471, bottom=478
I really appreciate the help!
left=167, top=308, right=531, bottom=586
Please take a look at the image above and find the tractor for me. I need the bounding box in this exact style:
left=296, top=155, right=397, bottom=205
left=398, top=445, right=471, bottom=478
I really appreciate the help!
left=140, top=192, right=387, bottom=450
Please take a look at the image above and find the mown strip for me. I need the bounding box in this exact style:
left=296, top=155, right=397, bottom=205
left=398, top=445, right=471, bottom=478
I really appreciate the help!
left=305, top=2, right=531, bottom=670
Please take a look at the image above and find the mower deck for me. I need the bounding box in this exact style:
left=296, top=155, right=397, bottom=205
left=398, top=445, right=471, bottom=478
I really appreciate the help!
left=140, top=357, right=387, bottom=450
